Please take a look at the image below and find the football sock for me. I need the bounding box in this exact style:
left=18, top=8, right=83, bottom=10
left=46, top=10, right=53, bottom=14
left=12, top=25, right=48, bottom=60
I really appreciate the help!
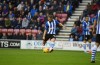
left=88, top=43, right=91, bottom=50
left=49, top=41, right=55, bottom=51
left=91, top=45, right=97, bottom=61
left=83, top=43, right=86, bottom=52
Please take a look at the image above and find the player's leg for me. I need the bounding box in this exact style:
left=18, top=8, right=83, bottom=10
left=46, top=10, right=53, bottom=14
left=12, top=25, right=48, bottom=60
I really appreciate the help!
left=83, top=35, right=87, bottom=53
left=42, top=34, right=50, bottom=46
left=88, top=35, right=92, bottom=51
left=49, top=38, right=56, bottom=51
left=91, top=34, right=100, bottom=63
left=49, top=35, right=56, bottom=52
left=91, top=43, right=100, bottom=63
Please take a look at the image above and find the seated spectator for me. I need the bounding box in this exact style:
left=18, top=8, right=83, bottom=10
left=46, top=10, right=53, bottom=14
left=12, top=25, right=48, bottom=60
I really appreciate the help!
left=5, top=18, right=11, bottom=28
left=74, top=18, right=81, bottom=27
left=71, top=24, right=77, bottom=36
left=38, top=12, right=44, bottom=23
left=87, top=3, right=92, bottom=15
left=21, top=17, right=29, bottom=29
left=0, top=17, right=5, bottom=28
left=11, top=17, right=18, bottom=29
left=30, top=5, right=37, bottom=17
left=91, top=2, right=98, bottom=14
left=2, top=6, right=8, bottom=17
left=16, top=17, right=22, bottom=29
left=17, top=1, right=24, bottom=11
left=77, top=23, right=83, bottom=37
left=69, top=34, right=74, bottom=41
left=35, top=18, right=43, bottom=30
left=74, top=35, right=79, bottom=41
left=26, top=12, right=32, bottom=21
left=8, top=11, right=15, bottom=20
left=0, top=5, right=2, bottom=17
left=83, top=7, right=89, bottom=17
left=63, top=2, right=73, bottom=17
left=37, top=30, right=43, bottom=40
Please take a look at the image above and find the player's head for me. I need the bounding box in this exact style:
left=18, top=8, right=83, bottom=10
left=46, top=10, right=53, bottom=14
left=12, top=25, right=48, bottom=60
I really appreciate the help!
left=85, top=16, right=89, bottom=22
left=48, top=15, right=53, bottom=22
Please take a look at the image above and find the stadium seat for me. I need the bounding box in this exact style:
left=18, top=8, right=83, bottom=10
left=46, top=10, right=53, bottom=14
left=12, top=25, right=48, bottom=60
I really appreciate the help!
left=56, top=13, right=67, bottom=23
left=62, top=14, right=67, bottom=18
left=1, top=29, right=7, bottom=33
left=32, top=29, right=38, bottom=34
left=14, top=29, right=20, bottom=34
left=7, top=29, right=13, bottom=33
left=20, top=29, right=26, bottom=34
left=25, top=29, right=32, bottom=35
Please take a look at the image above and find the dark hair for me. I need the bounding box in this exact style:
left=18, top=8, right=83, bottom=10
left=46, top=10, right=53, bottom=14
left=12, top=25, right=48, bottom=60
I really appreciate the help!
left=48, top=15, right=53, bottom=19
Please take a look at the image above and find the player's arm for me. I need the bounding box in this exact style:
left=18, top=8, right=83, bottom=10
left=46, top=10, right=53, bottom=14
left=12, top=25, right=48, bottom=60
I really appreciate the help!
left=43, top=30, right=47, bottom=40
left=59, top=23, right=64, bottom=27
left=43, top=23, right=48, bottom=40
left=93, top=19, right=97, bottom=33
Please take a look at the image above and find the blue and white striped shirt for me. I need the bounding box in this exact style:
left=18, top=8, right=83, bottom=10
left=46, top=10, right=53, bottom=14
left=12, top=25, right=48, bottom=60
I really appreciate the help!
left=96, top=10, right=100, bottom=34
left=45, top=19, right=59, bottom=34
left=82, top=21, right=90, bottom=35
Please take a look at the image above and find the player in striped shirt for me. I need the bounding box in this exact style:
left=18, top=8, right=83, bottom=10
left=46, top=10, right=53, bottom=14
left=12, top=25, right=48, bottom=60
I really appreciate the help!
left=42, top=15, right=63, bottom=51
left=90, top=9, right=100, bottom=63
left=82, top=16, right=92, bottom=53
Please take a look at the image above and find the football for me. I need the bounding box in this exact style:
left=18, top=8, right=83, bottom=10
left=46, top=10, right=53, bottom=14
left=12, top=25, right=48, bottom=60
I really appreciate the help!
left=43, top=48, right=49, bottom=53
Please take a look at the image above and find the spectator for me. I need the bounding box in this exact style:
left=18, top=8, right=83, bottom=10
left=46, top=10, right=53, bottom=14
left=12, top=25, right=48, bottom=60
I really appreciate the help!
left=83, top=7, right=89, bottom=17
left=8, top=11, right=15, bottom=20
left=17, top=1, right=24, bottom=11
left=74, top=18, right=81, bottom=27
left=71, top=24, right=77, bottom=36
left=0, top=5, right=2, bottom=17
left=37, top=30, right=43, bottom=40
left=2, top=6, right=8, bottom=17
left=69, top=34, right=74, bottom=41
left=38, top=12, right=44, bottom=23
left=0, top=17, right=5, bottom=28
left=77, top=23, right=83, bottom=37
left=91, top=2, right=98, bottom=14
left=30, top=5, right=37, bottom=17
left=63, top=2, right=73, bottom=17
left=11, top=17, right=18, bottom=28
left=74, top=35, right=79, bottom=41
left=26, top=12, right=32, bottom=21
left=16, top=17, right=22, bottom=29
left=35, top=18, right=42, bottom=30
left=21, top=17, right=29, bottom=29
left=5, top=18, right=11, bottom=28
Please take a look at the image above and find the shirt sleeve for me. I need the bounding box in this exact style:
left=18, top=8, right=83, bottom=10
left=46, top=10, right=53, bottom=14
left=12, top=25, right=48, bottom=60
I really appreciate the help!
left=45, top=22, right=48, bottom=30
left=55, top=20, right=60, bottom=25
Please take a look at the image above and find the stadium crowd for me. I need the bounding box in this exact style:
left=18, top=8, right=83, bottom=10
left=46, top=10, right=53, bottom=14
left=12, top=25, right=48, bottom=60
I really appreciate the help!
left=0, top=0, right=82, bottom=40
left=69, top=0, right=100, bottom=41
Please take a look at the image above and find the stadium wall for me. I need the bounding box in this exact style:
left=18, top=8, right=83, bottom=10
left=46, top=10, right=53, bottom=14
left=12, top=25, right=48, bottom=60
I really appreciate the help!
left=0, top=40, right=100, bottom=51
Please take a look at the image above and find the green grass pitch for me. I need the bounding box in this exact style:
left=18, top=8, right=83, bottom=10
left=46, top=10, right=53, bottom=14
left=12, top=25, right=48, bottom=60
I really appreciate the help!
left=0, top=48, right=100, bottom=65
